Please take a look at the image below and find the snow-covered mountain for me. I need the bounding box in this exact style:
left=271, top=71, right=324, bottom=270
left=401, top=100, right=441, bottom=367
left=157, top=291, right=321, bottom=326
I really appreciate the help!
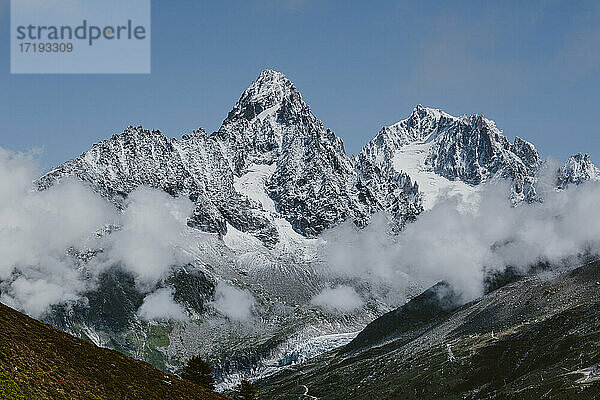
left=30, top=70, right=599, bottom=387
left=33, top=70, right=424, bottom=386
left=217, top=69, right=419, bottom=236
left=556, top=152, right=600, bottom=188
left=39, top=70, right=421, bottom=244
left=357, top=105, right=595, bottom=209
left=37, top=126, right=273, bottom=242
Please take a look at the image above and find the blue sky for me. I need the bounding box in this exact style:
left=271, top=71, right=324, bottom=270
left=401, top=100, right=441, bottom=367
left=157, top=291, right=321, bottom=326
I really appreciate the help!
left=1, top=0, right=599, bottom=171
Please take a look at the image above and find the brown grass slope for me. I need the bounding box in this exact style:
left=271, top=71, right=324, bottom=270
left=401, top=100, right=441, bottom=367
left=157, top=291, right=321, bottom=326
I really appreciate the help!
left=0, top=303, right=228, bottom=400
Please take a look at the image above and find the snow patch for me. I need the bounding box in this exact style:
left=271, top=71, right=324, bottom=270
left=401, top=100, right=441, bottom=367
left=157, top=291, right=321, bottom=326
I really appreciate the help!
left=216, top=330, right=359, bottom=391
left=255, top=105, right=280, bottom=123
left=223, top=223, right=264, bottom=251
left=392, top=141, right=479, bottom=210
left=233, top=164, right=277, bottom=213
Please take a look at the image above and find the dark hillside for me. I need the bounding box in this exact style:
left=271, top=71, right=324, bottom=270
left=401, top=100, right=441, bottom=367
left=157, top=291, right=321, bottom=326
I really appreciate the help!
left=258, top=261, right=600, bottom=399
left=0, top=303, right=228, bottom=400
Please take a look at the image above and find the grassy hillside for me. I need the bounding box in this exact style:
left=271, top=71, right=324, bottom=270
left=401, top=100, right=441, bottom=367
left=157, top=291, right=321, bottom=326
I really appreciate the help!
left=257, top=261, right=600, bottom=399
left=0, top=303, right=228, bottom=400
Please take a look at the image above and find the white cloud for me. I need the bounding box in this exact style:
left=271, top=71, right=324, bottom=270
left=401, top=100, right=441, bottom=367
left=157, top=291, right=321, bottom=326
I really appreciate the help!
left=104, top=186, right=194, bottom=290
left=310, top=285, right=363, bottom=313
left=2, top=277, right=76, bottom=318
left=137, top=287, right=188, bottom=321
left=212, top=282, right=255, bottom=322
left=323, top=176, right=600, bottom=302
left=0, top=147, right=194, bottom=318
left=3, top=142, right=599, bottom=321
left=0, top=147, right=118, bottom=317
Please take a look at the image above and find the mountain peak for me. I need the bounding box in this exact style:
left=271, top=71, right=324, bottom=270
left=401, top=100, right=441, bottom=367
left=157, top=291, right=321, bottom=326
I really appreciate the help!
left=256, top=68, right=288, bottom=82
left=249, top=69, right=293, bottom=100
left=557, top=153, right=600, bottom=188
left=220, top=69, right=303, bottom=126
left=410, top=104, right=443, bottom=117
left=368, top=105, right=455, bottom=148
left=215, top=69, right=320, bottom=172
left=410, top=104, right=426, bottom=116
left=407, top=105, right=453, bottom=130
left=359, top=106, right=543, bottom=203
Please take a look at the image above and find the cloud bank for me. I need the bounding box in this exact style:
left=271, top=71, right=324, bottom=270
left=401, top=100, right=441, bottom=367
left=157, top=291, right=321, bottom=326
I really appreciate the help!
left=0, top=147, right=194, bottom=317
left=104, top=186, right=195, bottom=290
left=323, top=178, right=600, bottom=301
left=0, top=148, right=118, bottom=317
left=2, top=144, right=599, bottom=320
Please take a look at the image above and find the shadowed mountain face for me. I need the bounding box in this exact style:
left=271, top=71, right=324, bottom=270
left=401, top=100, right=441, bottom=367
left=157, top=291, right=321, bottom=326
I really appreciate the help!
left=343, top=281, right=462, bottom=352
left=256, top=261, right=600, bottom=400
left=0, top=302, right=228, bottom=400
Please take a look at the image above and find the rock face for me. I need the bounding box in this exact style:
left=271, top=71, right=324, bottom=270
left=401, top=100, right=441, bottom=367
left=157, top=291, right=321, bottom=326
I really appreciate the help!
left=215, top=69, right=307, bottom=172
left=359, top=106, right=543, bottom=202
left=357, top=105, right=597, bottom=206
left=343, top=281, right=462, bottom=352
left=556, top=153, right=600, bottom=188
left=424, top=114, right=540, bottom=185
left=214, top=69, right=422, bottom=236
left=37, top=126, right=279, bottom=246
left=256, top=262, right=600, bottom=400
left=425, top=113, right=542, bottom=203
left=39, top=69, right=423, bottom=241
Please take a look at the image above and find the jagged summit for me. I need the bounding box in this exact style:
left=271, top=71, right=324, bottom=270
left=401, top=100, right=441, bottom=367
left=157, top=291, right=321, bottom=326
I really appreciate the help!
left=360, top=106, right=458, bottom=164
left=214, top=69, right=321, bottom=173
left=209, top=70, right=422, bottom=235
left=425, top=113, right=541, bottom=188
left=358, top=107, right=542, bottom=205
left=110, top=125, right=163, bottom=139
left=224, top=69, right=299, bottom=123
left=402, top=104, right=458, bottom=141
left=38, top=72, right=423, bottom=241
left=38, top=124, right=280, bottom=245
left=257, top=68, right=286, bottom=79
left=359, top=105, right=597, bottom=207
left=557, top=153, right=600, bottom=188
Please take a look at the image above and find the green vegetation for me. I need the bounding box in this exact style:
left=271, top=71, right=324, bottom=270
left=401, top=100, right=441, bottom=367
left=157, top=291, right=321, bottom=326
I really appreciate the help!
left=147, top=324, right=171, bottom=348
left=141, top=324, right=172, bottom=371
left=237, top=379, right=259, bottom=400
left=0, top=371, right=26, bottom=400
left=182, top=355, right=216, bottom=391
